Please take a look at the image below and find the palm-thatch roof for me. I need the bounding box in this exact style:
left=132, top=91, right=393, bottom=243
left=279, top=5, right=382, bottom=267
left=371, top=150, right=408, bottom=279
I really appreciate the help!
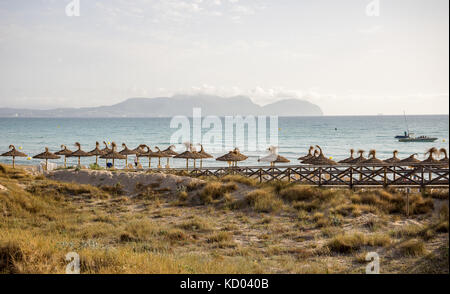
left=421, top=147, right=441, bottom=165
left=88, top=142, right=104, bottom=156
left=347, top=150, right=367, bottom=165
left=399, top=153, right=421, bottom=165
left=216, top=148, right=248, bottom=162
left=162, top=145, right=179, bottom=157
left=298, top=146, right=314, bottom=161
left=439, top=148, right=449, bottom=165
left=100, top=141, right=111, bottom=154
left=137, top=145, right=155, bottom=157
left=309, top=145, right=337, bottom=165
left=55, top=145, right=73, bottom=156
left=132, top=144, right=147, bottom=155
left=302, top=150, right=319, bottom=164
left=198, top=145, right=213, bottom=159
left=384, top=150, right=401, bottom=164
left=119, top=143, right=138, bottom=156
left=69, top=142, right=90, bottom=158
left=273, top=155, right=290, bottom=163
left=1, top=145, right=27, bottom=158
left=33, top=147, right=60, bottom=160
left=339, top=149, right=355, bottom=164
left=100, top=142, right=127, bottom=160
left=363, top=150, right=386, bottom=166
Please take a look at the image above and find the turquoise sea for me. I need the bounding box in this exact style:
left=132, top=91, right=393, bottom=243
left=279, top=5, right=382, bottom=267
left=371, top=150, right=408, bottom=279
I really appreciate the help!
left=0, top=115, right=448, bottom=168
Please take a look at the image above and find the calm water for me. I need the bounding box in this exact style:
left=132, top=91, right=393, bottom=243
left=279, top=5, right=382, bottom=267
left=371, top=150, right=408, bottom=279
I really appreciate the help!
left=0, top=115, right=448, bottom=168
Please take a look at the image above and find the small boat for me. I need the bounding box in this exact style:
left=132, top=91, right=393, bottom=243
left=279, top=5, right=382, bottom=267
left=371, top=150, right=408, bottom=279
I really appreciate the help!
left=395, top=111, right=438, bottom=142
left=399, top=135, right=438, bottom=143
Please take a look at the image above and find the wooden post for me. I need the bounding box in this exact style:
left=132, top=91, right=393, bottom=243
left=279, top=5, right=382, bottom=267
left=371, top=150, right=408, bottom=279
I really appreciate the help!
left=12, top=156, right=15, bottom=169
left=259, top=169, right=262, bottom=183
left=78, top=157, right=81, bottom=166
left=287, top=168, right=291, bottom=183
left=349, top=166, right=353, bottom=189
left=383, top=166, right=387, bottom=187
left=318, top=167, right=322, bottom=187
left=406, top=187, right=410, bottom=217
left=64, top=156, right=67, bottom=168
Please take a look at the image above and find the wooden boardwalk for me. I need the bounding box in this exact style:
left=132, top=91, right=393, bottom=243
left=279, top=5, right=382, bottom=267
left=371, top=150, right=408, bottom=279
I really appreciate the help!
left=181, top=163, right=449, bottom=188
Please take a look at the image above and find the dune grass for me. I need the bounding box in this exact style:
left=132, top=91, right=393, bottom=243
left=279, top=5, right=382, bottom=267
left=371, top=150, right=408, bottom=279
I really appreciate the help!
left=0, top=164, right=448, bottom=274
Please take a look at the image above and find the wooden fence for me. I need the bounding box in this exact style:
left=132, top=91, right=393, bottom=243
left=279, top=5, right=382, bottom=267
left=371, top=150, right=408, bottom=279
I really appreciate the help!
left=180, top=163, right=449, bottom=188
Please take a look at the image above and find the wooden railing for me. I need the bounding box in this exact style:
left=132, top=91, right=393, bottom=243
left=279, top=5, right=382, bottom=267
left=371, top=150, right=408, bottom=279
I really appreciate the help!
left=174, top=163, right=449, bottom=188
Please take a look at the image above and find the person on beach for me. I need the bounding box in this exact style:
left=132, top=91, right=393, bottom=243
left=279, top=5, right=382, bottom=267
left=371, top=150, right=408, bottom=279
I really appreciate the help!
left=134, top=155, right=138, bottom=168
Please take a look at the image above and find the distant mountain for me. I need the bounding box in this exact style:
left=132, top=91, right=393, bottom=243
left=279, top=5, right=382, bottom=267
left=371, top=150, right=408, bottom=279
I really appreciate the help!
left=0, top=95, right=323, bottom=117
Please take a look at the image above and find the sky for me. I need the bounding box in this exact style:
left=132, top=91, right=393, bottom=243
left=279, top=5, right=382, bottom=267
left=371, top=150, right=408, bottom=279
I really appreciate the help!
left=0, top=0, right=448, bottom=115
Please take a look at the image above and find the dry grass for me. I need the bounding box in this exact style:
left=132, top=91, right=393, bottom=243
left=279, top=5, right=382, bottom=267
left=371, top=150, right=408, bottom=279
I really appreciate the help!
left=0, top=165, right=448, bottom=274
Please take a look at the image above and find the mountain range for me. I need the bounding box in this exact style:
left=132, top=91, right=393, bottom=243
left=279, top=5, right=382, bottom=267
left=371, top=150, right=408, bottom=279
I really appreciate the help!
left=0, top=95, right=323, bottom=117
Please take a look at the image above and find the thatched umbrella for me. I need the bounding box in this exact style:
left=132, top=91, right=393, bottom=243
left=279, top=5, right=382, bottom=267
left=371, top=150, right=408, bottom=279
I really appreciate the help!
left=68, top=142, right=90, bottom=166
left=119, top=143, right=138, bottom=167
left=174, top=143, right=200, bottom=170
left=258, top=146, right=278, bottom=166
left=131, top=144, right=147, bottom=165
left=273, top=155, right=290, bottom=166
left=384, top=150, right=401, bottom=164
left=100, top=142, right=126, bottom=168
left=439, top=148, right=448, bottom=166
left=298, top=146, right=314, bottom=161
left=100, top=141, right=111, bottom=164
left=216, top=147, right=248, bottom=167
left=88, top=142, right=104, bottom=165
left=301, top=149, right=319, bottom=165
left=309, top=146, right=337, bottom=165
left=399, top=153, right=421, bottom=165
left=33, top=147, right=60, bottom=170
left=362, top=150, right=386, bottom=166
left=161, top=145, right=179, bottom=168
left=347, top=150, right=367, bottom=165
left=1, top=145, right=27, bottom=169
left=55, top=145, right=73, bottom=168
left=153, top=147, right=167, bottom=169
left=137, top=145, right=155, bottom=168
left=197, top=144, right=213, bottom=169
left=421, top=147, right=441, bottom=165
left=339, top=149, right=355, bottom=164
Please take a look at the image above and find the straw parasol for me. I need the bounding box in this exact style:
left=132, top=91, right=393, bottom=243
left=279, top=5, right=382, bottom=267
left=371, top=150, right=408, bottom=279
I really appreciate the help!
left=339, top=149, right=355, bottom=164
left=101, top=141, right=111, bottom=155
left=131, top=144, right=147, bottom=165
left=153, top=147, right=167, bottom=169
left=273, top=155, right=290, bottom=166
left=137, top=145, right=155, bottom=168
left=68, top=142, right=91, bottom=166
left=362, top=150, right=386, bottom=166
left=55, top=145, right=73, bottom=168
left=258, top=146, right=278, bottom=166
left=33, top=147, right=60, bottom=170
left=174, top=143, right=201, bottom=170
left=216, top=147, right=248, bottom=167
left=100, top=142, right=126, bottom=168
left=439, top=148, right=448, bottom=166
left=399, top=153, right=421, bottom=165
left=298, top=146, right=314, bottom=161
left=119, top=143, right=139, bottom=167
left=161, top=145, right=179, bottom=168
left=1, top=145, right=27, bottom=169
left=309, top=145, right=337, bottom=165
left=301, top=149, right=319, bottom=165
left=347, top=150, right=367, bottom=165
left=421, top=147, right=441, bottom=165
left=197, top=144, right=213, bottom=169
left=384, top=150, right=401, bottom=164
left=88, top=142, right=104, bottom=165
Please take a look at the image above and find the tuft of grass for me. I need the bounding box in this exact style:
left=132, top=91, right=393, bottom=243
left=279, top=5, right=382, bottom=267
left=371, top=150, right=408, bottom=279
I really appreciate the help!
left=207, top=232, right=233, bottom=243
left=221, top=175, right=258, bottom=187
left=398, top=239, right=426, bottom=257
left=199, top=182, right=237, bottom=204
left=178, top=217, right=212, bottom=232
left=0, top=241, right=23, bottom=273
left=243, top=189, right=283, bottom=213
left=327, top=232, right=391, bottom=254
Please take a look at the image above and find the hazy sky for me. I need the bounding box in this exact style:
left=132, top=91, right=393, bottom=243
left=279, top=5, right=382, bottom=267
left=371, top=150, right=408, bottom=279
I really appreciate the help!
left=0, top=0, right=448, bottom=115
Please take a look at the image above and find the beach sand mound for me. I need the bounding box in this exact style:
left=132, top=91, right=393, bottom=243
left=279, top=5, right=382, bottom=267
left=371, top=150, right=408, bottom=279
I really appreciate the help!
left=46, top=169, right=204, bottom=195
